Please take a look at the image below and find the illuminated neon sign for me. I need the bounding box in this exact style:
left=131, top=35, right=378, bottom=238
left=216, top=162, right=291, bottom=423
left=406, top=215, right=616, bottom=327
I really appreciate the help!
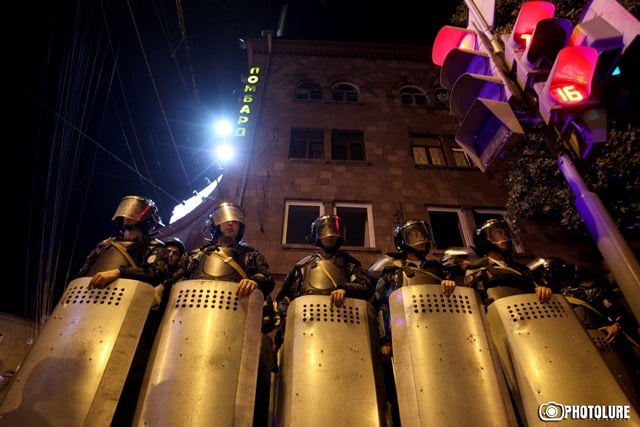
left=235, top=66, right=261, bottom=137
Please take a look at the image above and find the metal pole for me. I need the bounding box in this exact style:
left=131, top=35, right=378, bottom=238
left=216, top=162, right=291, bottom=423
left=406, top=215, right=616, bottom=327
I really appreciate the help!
left=557, top=153, right=640, bottom=324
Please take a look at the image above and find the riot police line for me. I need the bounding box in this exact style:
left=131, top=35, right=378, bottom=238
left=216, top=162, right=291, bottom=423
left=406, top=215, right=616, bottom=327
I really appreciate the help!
left=0, top=200, right=638, bottom=426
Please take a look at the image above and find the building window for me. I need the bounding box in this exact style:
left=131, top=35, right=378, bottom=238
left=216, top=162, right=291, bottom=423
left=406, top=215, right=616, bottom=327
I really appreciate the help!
left=400, top=86, right=428, bottom=106
left=472, top=209, right=524, bottom=254
left=283, top=201, right=324, bottom=245
left=289, top=128, right=324, bottom=159
left=331, top=130, right=365, bottom=161
left=451, top=147, right=472, bottom=167
left=334, top=203, right=375, bottom=248
left=426, top=208, right=468, bottom=251
left=295, top=81, right=323, bottom=101
left=331, top=82, right=359, bottom=102
left=412, top=135, right=445, bottom=166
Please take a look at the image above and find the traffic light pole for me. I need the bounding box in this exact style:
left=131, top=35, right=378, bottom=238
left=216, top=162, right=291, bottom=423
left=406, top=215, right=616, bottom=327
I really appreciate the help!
left=557, top=153, right=640, bottom=324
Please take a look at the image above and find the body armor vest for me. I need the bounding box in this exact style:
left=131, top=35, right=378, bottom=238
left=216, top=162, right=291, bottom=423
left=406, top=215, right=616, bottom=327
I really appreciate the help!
left=483, top=264, right=531, bottom=290
left=301, top=258, right=348, bottom=292
left=191, top=247, right=243, bottom=282
left=85, top=240, right=136, bottom=276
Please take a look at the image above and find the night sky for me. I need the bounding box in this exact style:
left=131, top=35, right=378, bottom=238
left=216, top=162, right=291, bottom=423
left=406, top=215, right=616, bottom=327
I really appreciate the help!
left=3, top=1, right=460, bottom=319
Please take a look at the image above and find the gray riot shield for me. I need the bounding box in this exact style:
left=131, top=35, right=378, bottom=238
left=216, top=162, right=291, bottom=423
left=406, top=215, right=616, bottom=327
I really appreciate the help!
left=389, top=285, right=517, bottom=427
left=276, top=295, right=387, bottom=427
left=587, top=329, right=640, bottom=410
left=0, top=277, right=155, bottom=426
left=487, top=293, right=640, bottom=426
left=133, top=279, right=263, bottom=427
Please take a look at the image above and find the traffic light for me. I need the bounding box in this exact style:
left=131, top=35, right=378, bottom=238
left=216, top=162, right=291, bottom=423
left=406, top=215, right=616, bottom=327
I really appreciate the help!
left=533, top=16, right=624, bottom=129
left=502, top=0, right=573, bottom=91
left=432, top=25, right=520, bottom=172
left=455, top=98, right=524, bottom=173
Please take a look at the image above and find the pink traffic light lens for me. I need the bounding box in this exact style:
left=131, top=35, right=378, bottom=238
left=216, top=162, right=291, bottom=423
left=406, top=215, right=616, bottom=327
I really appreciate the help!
left=547, top=46, right=598, bottom=106
left=432, top=26, right=477, bottom=66
left=513, top=1, right=555, bottom=49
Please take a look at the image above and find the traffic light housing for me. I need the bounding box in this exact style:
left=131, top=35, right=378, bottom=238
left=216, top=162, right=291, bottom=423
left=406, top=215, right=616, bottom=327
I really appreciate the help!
left=502, top=1, right=573, bottom=90
left=455, top=99, right=525, bottom=173
left=432, top=24, right=518, bottom=172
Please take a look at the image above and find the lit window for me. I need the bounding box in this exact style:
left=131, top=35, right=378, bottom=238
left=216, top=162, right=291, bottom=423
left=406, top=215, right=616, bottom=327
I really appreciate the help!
left=295, top=81, right=323, bottom=101
left=400, top=86, right=428, bottom=106
left=412, top=135, right=445, bottom=166
left=331, top=130, right=365, bottom=161
left=452, top=148, right=472, bottom=167
left=334, top=203, right=375, bottom=248
left=331, top=82, right=359, bottom=102
left=290, top=128, right=324, bottom=159
left=283, top=201, right=324, bottom=245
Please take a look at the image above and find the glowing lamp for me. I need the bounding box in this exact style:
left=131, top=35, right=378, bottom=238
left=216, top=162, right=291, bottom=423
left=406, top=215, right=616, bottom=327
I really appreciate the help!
left=547, top=46, right=598, bottom=105
left=512, top=1, right=555, bottom=49
left=432, top=26, right=478, bottom=66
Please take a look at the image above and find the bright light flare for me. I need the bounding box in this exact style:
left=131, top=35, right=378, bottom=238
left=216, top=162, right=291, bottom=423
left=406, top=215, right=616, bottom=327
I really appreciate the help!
left=213, top=119, right=233, bottom=137
left=216, top=143, right=234, bottom=162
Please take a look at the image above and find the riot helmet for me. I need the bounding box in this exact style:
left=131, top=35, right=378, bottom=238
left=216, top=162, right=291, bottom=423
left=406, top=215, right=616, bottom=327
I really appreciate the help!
left=394, top=220, right=431, bottom=256
left=112, top=195, right=163, bottom=234
left=165, top=237, right=187, bottom=256
left=311, top=215, right=344, bottom=251
left=210, top=202, right=246, bottom=242
left=474, top=218, right=512, bottom=256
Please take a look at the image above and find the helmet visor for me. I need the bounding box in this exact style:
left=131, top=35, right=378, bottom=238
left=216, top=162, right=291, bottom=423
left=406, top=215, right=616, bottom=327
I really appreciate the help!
left=316, top=216, right=342, bottom=240
left=212, top=204, right=246, bottom=226
left=485, top=222, right=511, bottom=245
left=400, top=222, right=429, bottom=249
left=112, top=196, right=153, bottom=222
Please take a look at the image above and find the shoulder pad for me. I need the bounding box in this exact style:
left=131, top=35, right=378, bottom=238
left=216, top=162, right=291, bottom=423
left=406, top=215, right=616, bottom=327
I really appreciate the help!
left=295, top=254, right=316, bottom=268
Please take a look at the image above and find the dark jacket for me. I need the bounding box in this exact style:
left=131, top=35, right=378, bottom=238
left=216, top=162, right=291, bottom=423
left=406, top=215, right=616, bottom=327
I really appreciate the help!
left=77, top=236, right=168, bottom=286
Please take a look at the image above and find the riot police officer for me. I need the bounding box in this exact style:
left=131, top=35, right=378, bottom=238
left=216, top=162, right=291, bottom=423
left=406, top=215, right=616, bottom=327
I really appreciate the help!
left=185, top=202, right=275, bottom=427
left=77, top=195, right=168, bottom=289
left=464, top=218, right=551, bottom=307
left=370, top=220, right=456, bottom=359
left=368, top=220, right=456, bottom=426
left=276, top=214, right=373, bottom=313
left=186, top=202, right=274, bottom=298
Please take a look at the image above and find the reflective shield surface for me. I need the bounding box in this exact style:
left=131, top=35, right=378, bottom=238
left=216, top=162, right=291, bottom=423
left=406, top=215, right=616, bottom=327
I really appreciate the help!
left=487, top=293, right=640, bottom=426
left=0, top=277, right=154, bottom=426
left=390, top=285, right=517, bottom=427
left=133, top=279, right=263, bottom=427
left=276, top=295, right=387, bottom=426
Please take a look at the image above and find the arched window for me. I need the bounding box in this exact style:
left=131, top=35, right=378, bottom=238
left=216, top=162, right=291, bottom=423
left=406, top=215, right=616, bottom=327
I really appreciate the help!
left=400, top=86, right=428, bottom=106
left=331, top=82, right=359, bottom=102
left=295, top=81, right=323, bottom=101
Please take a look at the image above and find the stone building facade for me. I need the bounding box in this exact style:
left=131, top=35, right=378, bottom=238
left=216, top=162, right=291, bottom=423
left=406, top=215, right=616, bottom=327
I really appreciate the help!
left=204, top=36, right=599, bottom=284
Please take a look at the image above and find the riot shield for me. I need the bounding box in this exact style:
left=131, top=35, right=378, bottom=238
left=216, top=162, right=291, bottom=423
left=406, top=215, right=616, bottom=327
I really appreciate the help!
left=389, top=284, right=518, bottom=427
left=0, top=277, right=155, bottom=426
left=487, top=293, right=640, bottom=425
left=132, top=279, right=263, bottom=427
left=275, top=295, right=387, bottom=426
